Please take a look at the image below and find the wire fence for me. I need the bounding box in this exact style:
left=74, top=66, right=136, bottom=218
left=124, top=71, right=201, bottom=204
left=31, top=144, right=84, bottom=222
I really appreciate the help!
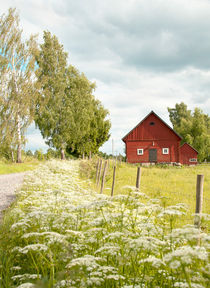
left=94, top=158, right=210, bottom=227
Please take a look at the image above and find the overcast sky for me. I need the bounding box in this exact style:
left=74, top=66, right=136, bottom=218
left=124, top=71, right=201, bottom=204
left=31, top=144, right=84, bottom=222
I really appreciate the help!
left=1, top=0, right=210, bottom=155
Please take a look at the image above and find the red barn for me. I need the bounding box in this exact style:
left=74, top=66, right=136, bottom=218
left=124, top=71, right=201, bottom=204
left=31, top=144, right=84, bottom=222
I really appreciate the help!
left=122, top=111, right=198, bottom=165
left=180, top=143, right=198, bottom=165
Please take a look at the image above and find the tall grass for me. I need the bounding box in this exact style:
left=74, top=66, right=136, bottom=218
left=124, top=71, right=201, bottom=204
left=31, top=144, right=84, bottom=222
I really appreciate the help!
left=0, top=160, right=209, bottom=287
left=83, top=159, right=210, bottom=216
left=0, top=159, right=39, bottom=175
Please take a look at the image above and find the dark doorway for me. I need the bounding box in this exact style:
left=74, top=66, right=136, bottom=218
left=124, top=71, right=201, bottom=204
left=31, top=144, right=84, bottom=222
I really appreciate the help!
left=149, top=149, right=157, bottom=162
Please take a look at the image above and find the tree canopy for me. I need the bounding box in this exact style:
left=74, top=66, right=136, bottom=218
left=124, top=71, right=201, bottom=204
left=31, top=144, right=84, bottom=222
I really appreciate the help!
left=168, top=102, right=210, bottom=161
left=35, top=31, right=111, bottom=158
left=0, top=8, right=38, bottom=162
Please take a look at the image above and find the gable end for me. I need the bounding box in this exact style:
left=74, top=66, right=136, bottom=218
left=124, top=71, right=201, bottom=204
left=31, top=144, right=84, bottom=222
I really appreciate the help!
left=122, top=111, right=182, bottom=142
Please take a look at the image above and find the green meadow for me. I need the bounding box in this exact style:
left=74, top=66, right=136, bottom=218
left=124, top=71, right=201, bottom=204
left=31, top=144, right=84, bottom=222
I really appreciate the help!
left=0, top=160, right=39, bottom=175
left=0, top=160, right=209, bottom=287
left=83, top=160, right=210, bottom=219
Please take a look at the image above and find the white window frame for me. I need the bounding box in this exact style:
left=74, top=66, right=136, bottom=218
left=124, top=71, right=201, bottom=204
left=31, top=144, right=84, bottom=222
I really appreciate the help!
left=137, top=149, right=144, bottom=155
left=189, top=158, right=197, bottom=162
left=162, top=148, right=169, bottom=155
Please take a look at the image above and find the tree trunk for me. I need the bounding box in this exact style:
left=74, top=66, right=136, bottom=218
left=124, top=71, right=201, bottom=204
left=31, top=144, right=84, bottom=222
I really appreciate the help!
left=16, top=114, right=22, bottom=163
left=17, top=144, right=22, bottom=163
left=61, top=148, right=65, bottom=160
left=11, top=151, right=15, bottom=163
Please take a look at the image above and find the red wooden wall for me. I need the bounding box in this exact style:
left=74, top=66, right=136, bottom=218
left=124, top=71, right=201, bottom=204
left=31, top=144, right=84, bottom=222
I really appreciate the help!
left=180, top=143, right=198, bottom=165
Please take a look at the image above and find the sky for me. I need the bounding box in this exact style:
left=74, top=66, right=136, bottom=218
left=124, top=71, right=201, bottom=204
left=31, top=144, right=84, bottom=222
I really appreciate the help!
left=1, top=0, right=210, bottom=155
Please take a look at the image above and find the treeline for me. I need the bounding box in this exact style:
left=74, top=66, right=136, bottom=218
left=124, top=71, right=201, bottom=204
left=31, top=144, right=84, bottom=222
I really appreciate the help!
left=0, top=8, right=111, bottom=162
left=168, top=102, right=210, bottom=162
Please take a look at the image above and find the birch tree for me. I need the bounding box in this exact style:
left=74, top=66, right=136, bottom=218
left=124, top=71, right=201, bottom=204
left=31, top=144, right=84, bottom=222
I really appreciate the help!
left=0, top=8, right=38, bottom=162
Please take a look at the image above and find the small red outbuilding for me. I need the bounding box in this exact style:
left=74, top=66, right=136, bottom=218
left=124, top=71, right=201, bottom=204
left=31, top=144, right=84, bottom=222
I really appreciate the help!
left=180, top=143, right=198, bottom=165
left=122, top=111, right=198, bottom=165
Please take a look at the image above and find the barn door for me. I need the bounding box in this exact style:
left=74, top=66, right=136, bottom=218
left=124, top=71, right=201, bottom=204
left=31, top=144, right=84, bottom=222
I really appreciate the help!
left=149, top=149, right=157, bottom=162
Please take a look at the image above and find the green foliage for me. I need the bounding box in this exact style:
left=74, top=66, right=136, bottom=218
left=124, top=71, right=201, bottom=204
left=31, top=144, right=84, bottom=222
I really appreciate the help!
left=44, top=148, right=60, bottom=160
left=0, top=8, right=38, bottom=163
left=168, top=103, right=210, bottom=161
left=35, top=31, right=69, bottom=158
left=65, top=66, right=111, bottom=155
left=34, top=149, right=45, bottom=161
left=35, top=32, right=111, bottom=159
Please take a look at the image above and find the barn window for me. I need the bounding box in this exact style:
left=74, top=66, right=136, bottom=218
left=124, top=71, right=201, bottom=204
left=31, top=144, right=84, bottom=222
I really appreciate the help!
left=189, top=158, right=197, bottom=162
left=162, top=148, right=169, bottom=154
left=150, top=122, right=155, bottom=126
left=137, top=149, right=144, bottom=155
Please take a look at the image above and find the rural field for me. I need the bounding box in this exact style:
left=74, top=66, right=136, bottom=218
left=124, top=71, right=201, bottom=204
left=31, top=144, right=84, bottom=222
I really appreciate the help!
left=0, top=159, right=39, bottom=175
left=87, top=160, right=210, bottom=217
left=0, top=159, right=209, bottom=288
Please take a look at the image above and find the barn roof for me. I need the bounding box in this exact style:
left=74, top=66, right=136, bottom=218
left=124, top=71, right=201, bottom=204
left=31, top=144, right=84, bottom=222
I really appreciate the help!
left=122, top=110, right=182, bottom=142
left=180, top=142, right=199, bottom=154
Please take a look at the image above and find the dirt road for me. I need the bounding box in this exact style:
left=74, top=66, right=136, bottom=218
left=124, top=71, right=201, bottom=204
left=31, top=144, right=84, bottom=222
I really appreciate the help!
left=0, top=172, right=26, bottom=219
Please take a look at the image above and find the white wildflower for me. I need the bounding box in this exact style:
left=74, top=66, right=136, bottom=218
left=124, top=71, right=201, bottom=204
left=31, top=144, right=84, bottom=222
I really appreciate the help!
left=191, top=284, right=205, bottom=288
left=104, top=232, right=124, bottom=240
left=105, top=274, right=125, bottom=280
left=95, top=245, right=120, bottom=256
left=66, top=255, right=102, bottom=269
left=174, top=282, right=188, bottom=288
left=86, top=277, right=104, bottom=286
left=129, top=237, right=165, bottom=251
left=139, top=255, right=165, bottom=268
left=164, top=246, right=208, bottom=264
left=12, top=274, right=41, bottom=281
left=10, top=266, right=22, bottom=271
left=169, top=260, right=181, bottom=269
left=16, top=283, right=36, bottom=288
left=13, top=244, right=48, bottom=254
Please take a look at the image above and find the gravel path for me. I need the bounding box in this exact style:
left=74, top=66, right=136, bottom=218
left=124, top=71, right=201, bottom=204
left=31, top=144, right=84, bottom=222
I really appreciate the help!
left=0, top=172, right=26, bottom=219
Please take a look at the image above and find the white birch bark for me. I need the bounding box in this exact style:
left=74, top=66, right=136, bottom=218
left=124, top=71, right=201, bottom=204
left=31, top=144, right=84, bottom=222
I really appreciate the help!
left=12, top=51, right=22, bottom=163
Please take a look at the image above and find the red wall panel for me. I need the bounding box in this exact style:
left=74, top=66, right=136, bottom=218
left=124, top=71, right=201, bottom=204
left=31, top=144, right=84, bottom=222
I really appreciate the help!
left=180, top=144, right=198, bottom=165
left=126, top=140, right=180, bottom=163
left=124, top=113, right=180, bottom=142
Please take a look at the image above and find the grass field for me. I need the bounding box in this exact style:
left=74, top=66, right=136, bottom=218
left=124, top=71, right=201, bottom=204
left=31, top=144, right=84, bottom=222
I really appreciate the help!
left=0, top=160, right=39, bottom=175
left=81, top=160, right=210, bottom=225
left=0, top=160, right=209, bottom=287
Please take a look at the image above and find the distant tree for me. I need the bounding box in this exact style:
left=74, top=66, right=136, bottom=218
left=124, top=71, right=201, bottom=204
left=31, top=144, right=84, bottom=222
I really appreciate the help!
left=45, top=148, right=60, bottom=160
left=168, top=103, right=210, bottom=161
left=34, top=149, right=44, bottom=161
left=0, top=8, right=38, bottom=163
left=35, top=31, right=70, bottom=160
left=25, top=150, right=33, bottom=157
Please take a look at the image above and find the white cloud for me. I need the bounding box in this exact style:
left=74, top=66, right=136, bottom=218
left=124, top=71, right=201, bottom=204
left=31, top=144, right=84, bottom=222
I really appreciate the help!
left=1, top=0, right=210, bottom=155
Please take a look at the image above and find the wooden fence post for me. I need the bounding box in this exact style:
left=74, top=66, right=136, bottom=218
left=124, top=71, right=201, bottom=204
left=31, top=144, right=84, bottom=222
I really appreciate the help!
left=100, top=160, right=107, bottom=194
left=95, top=159, right=100, bottom=184
left=194, top=174, right=204, bottom=228
left=111, top=165, right=116, bottom=197
left=136, top=166, right=141, bottom=190
left=97, top=160, right=103, bottom=187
